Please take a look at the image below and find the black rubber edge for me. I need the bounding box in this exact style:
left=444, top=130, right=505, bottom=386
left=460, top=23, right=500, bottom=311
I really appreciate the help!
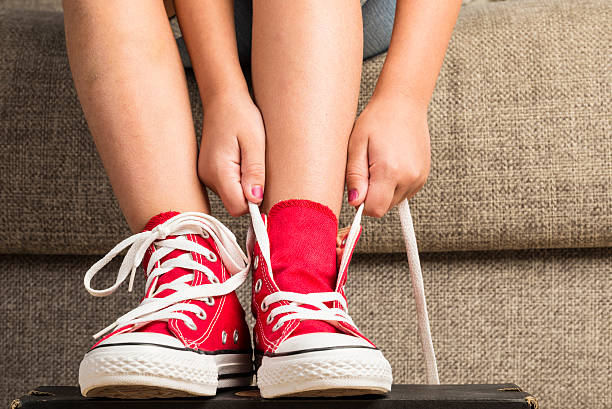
left=259, top=344, right=378, bottom=358
left=90, top=342, right=252, bottom=356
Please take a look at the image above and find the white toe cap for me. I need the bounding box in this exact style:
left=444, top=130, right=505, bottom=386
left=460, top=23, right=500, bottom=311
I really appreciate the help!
left=95, top=331, right=185, bottom=349
left=275, top=332, right=374, bottom=354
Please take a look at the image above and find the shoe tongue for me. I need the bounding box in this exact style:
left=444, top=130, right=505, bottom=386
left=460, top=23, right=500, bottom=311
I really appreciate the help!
left=267, top=200, right=342, bottom=336
left=140, top=211, right=213, bottom=297
left=267, top=199, right=339, bottom=294
left=143, top=211, right=182, bottom=231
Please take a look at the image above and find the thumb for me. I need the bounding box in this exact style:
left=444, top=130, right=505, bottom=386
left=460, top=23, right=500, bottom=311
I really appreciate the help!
left=346, top=131, right=369, bottom=206
left=239, top=131, right=266, bottom=204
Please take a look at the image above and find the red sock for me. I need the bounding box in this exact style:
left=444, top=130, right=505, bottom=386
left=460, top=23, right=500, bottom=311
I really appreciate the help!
left=267, top=199, right=341, bottom=335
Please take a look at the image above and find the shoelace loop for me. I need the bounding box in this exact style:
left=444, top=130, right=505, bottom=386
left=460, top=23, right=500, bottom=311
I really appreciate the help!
left=152, top=223, right=172, bottom=240
left=84, top=212, right=249, bottom=339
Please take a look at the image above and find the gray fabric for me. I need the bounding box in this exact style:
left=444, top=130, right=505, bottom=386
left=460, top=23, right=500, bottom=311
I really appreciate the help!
left=0, top=0, right=610, bottom=256
left=0, top=0, right=492, bottom=11
left=177, top=0, right=394, bottom=68
left=0, top=0, right=60, bottom=11
left=1, top=248, right=610, bottom=408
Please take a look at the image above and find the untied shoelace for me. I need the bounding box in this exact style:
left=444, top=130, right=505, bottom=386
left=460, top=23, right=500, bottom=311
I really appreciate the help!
left=248, top=198, right=440, bottom=384
left=84, top=201, right=438, bottom=384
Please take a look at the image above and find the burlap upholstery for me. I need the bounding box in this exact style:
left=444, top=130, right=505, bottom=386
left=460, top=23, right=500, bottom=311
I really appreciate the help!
left=2, top=249, right=610, bottom=408
left=0, top=0, right=609, bottom=255
left=1, top=1, right=610, bottom=409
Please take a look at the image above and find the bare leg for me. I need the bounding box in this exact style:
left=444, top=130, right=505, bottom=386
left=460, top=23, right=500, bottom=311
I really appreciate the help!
left=63, top=0, right=209, bottom=232
left=252, top=0, right=363, bottom=217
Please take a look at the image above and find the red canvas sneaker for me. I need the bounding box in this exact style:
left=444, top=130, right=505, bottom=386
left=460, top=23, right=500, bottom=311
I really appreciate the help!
left=78, top=211, right=253, bottom=398
left=247, top=200, right=393, bottom=398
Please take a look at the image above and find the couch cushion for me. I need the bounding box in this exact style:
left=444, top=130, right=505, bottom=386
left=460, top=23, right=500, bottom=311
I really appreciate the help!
left=0, top=0, right=610, bottom=255
left=1, top=248, right=610, bottom=408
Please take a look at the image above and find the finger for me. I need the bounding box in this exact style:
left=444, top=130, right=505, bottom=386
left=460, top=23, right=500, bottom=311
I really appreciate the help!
left=346, top=129, right=369, bottom=206
left=216, top=168, right=249, bottom=217
left=390, top=186, right=411, bottom=210
left=389, top=167, right=430, bottom=209
left=363, top=162, right=396, bottom=218
left=202, top=154, right=247, bottom=217
left=238, top=130, right=266, bottom=204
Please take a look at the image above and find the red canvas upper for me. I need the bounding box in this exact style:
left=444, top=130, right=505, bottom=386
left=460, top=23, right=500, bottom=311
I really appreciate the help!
left=267, top=199, right=340, bottom=336
left=92, top=211, right=251, bottom=354
left=251, top=199, right=375, bottom=355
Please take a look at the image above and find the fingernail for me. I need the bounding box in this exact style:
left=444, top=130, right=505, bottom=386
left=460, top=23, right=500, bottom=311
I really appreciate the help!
left=252, top=185, right=263, bottom=200
left=348, top=189, right=358, bottom=202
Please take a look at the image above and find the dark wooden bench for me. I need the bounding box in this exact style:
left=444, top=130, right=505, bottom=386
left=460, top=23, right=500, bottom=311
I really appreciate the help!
left=11, top=384, right=538, bottom=408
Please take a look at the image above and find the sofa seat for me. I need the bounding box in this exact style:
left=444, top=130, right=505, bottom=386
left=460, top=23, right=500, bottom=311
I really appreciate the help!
left=0, top=1, right=610, bottom=409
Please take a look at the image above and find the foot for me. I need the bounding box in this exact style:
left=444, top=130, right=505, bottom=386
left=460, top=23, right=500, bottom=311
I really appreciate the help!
left=247, top=200, right=392, bottom=398
left=79, top=211, right=253, bottom=398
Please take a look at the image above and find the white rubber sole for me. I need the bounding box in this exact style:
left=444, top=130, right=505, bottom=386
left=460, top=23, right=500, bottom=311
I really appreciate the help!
left=79, top=344, right=253, bottom=398
left=256, top=347, right=393, bottom=398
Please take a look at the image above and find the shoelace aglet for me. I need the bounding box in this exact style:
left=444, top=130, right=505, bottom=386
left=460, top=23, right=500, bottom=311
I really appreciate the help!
left=93, top=321, right=118, bottom=339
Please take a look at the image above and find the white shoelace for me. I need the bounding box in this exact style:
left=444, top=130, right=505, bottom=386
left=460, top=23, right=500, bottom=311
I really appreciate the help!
left=248, top=198, right=440, bottom=384
left=84, top=212, right=249, bottom=339
left=84, top=202, right=438, bottom=384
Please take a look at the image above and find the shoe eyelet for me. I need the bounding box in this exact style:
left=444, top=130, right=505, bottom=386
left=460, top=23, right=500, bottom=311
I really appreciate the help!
left=254, top=279, right=262, bottom=293
left=341, top=238, right=347, bottom=246
left=260, top=301, right=268, bottom=312
left=187, top=321, right=197, bottom=331
left=254, top=255, right=259, bottom=269
left=233, top=329, right=239, bottom=344
left=266, top=314, right=274, bottom=325
left=211, top=276, right=220, bottom=284
left=272, top=322, right=282, bottom=332
left=204, top=297, right=215, bottom=307
left=206, top=252, right=218, bottom=262
left=196, top=310, right=207, bottom=320
left=221, top=330, right=228, bottom=344
left=201, top=229, right=210, bottom=239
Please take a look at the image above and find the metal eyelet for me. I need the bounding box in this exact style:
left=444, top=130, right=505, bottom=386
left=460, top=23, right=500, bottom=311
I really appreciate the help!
left=272, top=322, right=282, bottom=332
left=204, top=297, right=215, bottom=306
left=201, top=229, right=210, bottom=239
left=187, top=321, right=197, bottom=331
left=233, top=329, right=239, bottom=344
left=254, top=279, right=262, bottom=293
left=211, top=276, right=220, bottom=284
left=206, top=252, right=218, bottom=262
left=266, top=314, right=274, bottom=325
left=261, top=301, right=268, bottom=312
left=221, top=330, right=228, bottom=344
left=254, top=255, right=259, bottom=269
left=196, top=310, right=207, bottom=320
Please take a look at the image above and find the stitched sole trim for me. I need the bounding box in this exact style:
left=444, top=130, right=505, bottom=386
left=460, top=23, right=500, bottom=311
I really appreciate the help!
left=256, top=347, right=392, bottom=398
left=79, top=344, right=253, bottom=398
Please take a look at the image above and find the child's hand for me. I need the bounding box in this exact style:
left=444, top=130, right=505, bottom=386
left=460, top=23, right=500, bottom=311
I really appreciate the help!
left=198, top=91, right=266, bottom=217
left=346, top=93, right=431, bottom=217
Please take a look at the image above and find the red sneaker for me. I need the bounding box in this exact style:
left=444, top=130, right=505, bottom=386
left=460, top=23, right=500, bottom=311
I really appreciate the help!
left=247, top=200, right=392, bottom=398
left=79, top=211, right=253, bottom=398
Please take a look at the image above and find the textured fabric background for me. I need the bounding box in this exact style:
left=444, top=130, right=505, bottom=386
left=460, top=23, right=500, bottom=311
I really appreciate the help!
left=0, top=3, right=610, bottom=409
left=0, top=0, right=493, bottom=12
left=1, top=248, right=610, bottom=409
left=0, top=0, right=610, bottom=255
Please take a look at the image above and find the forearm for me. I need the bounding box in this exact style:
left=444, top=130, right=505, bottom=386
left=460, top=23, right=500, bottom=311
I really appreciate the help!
left=373, top=0, right=461, bottom=106
left=174, top=0, right=248, bottom=103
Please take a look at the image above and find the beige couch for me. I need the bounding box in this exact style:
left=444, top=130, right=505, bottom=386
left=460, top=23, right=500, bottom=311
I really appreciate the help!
left=0, top=0, right=610, bottom=408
